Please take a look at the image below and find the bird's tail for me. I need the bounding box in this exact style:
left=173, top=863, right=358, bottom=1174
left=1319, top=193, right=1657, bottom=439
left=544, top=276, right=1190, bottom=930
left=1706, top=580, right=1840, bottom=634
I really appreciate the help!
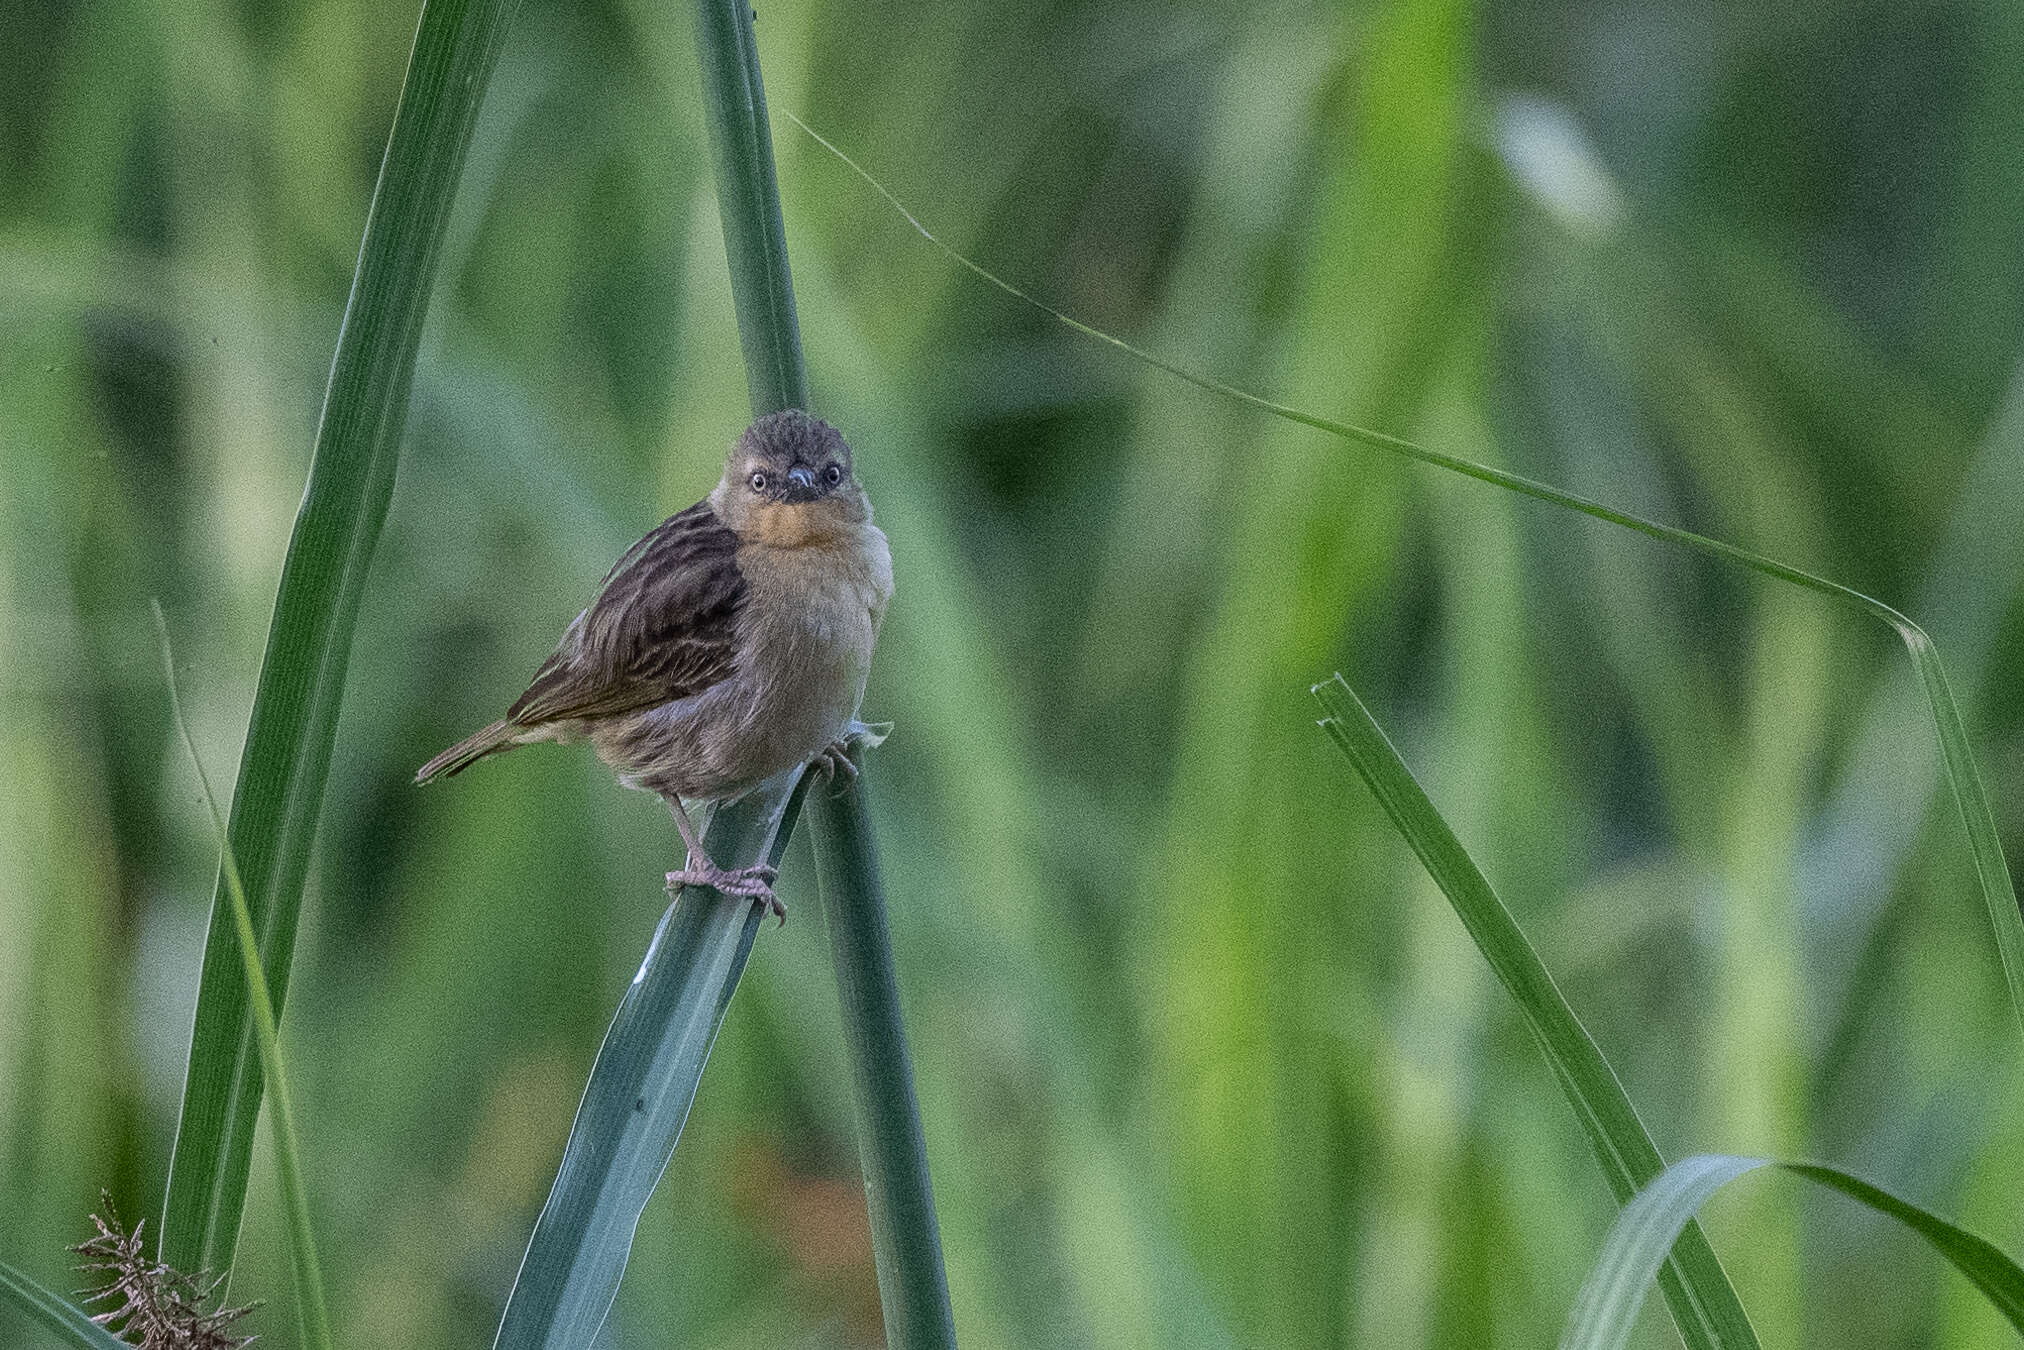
left=415, top=720, right=517, bottom=784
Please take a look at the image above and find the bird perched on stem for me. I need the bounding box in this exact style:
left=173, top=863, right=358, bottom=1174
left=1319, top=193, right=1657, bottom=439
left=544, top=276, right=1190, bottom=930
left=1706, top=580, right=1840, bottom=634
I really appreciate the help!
left=416, top=409, right=893, bottom=920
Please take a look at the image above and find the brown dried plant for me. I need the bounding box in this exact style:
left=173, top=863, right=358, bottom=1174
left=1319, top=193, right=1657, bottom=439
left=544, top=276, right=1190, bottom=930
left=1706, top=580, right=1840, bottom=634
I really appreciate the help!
left=71, top=1194, right=259, bottom=1349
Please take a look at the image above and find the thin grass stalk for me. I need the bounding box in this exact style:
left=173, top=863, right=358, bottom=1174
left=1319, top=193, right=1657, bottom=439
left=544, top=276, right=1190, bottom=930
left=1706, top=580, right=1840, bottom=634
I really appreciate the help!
left=155, top=603, right=332, bottom=1350
left=695, top=0, right=806, bottom=416
left=160, top=0, right=527, bottom=1276
left=791, top=117, right=2024, bottom=1040
left=693, top=0, right=955, bottom=1342
left=808, top=748, right=957, bottom=1348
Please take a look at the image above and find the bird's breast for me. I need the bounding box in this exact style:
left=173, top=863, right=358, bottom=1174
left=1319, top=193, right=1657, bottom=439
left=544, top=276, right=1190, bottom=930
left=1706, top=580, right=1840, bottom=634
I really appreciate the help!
left=732, top=523, right=893, bottom=757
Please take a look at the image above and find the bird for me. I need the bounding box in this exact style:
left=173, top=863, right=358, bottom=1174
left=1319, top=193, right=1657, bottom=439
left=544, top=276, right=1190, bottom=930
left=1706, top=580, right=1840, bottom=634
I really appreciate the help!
left=415, top=409, right=893, bottom=920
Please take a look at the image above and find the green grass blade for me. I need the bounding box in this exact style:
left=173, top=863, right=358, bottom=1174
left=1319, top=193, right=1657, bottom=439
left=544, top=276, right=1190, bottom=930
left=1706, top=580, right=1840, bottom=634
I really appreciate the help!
left=160, top=0, right=528, bottom=1276
left=695, top=0, right=806, bottom=416
left=491, top=772, right=813, bottom=1350
left=1562, top=1155, right=2024, bottom=1350
left=808, top=738, right=957, bottom=1350
left=794, top=118, right=2024, bottom=1039
left=1313, top=673, right=1760, bottom=1350
left=0, top=1258, right=132, bottom=1350
left=154, top=604, right=333, bottom=1350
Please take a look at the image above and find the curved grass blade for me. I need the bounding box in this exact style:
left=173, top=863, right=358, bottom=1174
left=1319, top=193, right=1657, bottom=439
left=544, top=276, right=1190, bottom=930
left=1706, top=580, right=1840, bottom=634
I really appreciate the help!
left=792, top=117, right=2024, bottom=1038
left=0, top=1258, right=131, bottom=1350
left=1562, top=1155, right=2024, bottom=1350
left=161, top=0, right=530, bottom=1276
left=491, top=769, right=814, bottom=1350
left=807, top=736, right=957, bottom=1350
left=1313, top=674, right=1760, bottom=1350
left=153, top=605, right=332, bottom=1350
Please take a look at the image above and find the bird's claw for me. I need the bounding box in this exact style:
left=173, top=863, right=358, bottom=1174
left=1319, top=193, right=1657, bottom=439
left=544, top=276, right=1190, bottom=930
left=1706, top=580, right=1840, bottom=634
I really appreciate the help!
left=665, top=862, right=786, bottom=925
left=813, top=739, right=857, bottom=793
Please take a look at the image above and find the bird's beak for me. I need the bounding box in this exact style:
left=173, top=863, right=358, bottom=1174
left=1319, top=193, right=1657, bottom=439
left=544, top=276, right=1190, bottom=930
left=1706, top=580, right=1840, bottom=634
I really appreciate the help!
left=783, top=466, right=820, bottom=503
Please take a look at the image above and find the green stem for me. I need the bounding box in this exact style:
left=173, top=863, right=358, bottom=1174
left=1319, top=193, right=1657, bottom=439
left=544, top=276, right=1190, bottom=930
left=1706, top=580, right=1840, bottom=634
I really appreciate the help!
left=693, top=2, right=954, bottom=1342
left=809, top=753, right=957, bottom=1348
left=695, top=0, right=807, bottom=415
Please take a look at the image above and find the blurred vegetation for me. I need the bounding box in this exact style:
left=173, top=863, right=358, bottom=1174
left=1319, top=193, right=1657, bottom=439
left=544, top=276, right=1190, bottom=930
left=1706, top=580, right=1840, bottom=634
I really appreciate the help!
left=5, top=0, right=2024, bottom=1344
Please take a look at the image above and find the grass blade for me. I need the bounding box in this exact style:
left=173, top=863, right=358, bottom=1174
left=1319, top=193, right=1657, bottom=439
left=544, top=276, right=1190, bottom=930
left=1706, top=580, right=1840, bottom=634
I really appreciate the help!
left=695, top=0, right=806, bottom=416
left=1313, top=673, right=1760, bottom=1350
left=794, top=119, right=2024, bottom=1039
left=808, top=737, right=957, bottom=1350
left=160, top=0, right=529, bottom=1276
left=154, top=604, right=332, bottom=1350
left=0, top=1258, right=132, bottom=1350
left=491, top=771, right=813, bottom=1350
left=1562, top=1155, right=2024, bottom=1350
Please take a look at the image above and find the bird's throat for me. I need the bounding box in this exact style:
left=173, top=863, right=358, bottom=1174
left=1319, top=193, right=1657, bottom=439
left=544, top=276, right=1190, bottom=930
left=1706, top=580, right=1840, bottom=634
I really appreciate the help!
left=740, top=498, right=853, bottom=550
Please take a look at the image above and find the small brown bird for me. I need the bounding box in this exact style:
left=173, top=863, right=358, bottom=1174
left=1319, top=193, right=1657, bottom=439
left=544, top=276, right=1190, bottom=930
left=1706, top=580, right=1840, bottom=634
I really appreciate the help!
left=416, top=409, right=893, bottom=917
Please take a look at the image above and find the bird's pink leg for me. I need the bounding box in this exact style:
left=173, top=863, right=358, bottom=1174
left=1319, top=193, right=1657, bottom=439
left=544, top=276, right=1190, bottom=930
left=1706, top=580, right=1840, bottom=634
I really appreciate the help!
left=663, top=796, right=784, bottom=924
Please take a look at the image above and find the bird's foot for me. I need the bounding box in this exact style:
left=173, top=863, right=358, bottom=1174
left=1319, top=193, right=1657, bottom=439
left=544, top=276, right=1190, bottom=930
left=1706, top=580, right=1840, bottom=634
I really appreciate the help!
left=665, top=860, right=785, bottom=925
left=812, top=739, right=857, bottom=791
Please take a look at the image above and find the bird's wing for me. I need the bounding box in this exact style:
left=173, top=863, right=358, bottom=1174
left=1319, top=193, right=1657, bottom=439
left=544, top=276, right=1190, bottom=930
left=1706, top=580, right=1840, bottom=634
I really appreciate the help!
left=506, top=501, right=746, bottom=726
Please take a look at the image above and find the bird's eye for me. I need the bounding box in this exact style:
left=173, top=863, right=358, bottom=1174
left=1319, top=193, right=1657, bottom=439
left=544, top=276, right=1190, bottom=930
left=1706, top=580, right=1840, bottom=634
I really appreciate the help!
left=825, top=463, right=843, bottom=485
left=749, top=471, right=768, bottom=493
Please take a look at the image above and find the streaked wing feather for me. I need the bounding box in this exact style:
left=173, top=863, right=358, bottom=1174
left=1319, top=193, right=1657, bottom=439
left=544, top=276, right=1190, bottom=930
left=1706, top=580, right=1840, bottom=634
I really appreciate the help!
left=506, top=502, right=744, bottom=726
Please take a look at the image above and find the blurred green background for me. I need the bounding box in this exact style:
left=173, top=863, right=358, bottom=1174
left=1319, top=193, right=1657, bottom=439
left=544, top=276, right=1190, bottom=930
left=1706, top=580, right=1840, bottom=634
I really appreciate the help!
left=6, top=0, right=2024, bottom=1344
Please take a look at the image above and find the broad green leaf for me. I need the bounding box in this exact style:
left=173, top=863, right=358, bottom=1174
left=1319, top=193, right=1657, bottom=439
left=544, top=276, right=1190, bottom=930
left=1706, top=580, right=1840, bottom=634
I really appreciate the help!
left=1314, top=674, right=1759, bottom=1350
left=161, top=0, right=530, bottom=1275
left=155, top=604, right=332, bottom=1350
left=0, top=1258, right=131, bottom=1350
left=1563, top=1155, right=2024, bottom=1350
left=490, top=769, right=810, bottom=1350
left=796, top=119, right=2024, bottom=1038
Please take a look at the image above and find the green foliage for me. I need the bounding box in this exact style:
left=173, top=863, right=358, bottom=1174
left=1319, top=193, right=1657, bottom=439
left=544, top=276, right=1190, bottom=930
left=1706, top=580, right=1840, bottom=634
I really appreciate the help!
left=808, top=735, right=957, bottom=1350
left=1315, top=674, right=1757, bottom=1349
left=491, top=771, right=809, bottom=1350
left=155, top=605, right=332, bottom=1350
left=803, top=117, right=2024, bottom=1045
left=1562, top=1156, right=2024, bottom=1349
left=6, top=0, right=2024, bottom=1345
left=496, top=1, right=946, bottom=1343
left=157, top=0, right=531, bottom=1281
left=0, top=1259, right=133, bottom=1350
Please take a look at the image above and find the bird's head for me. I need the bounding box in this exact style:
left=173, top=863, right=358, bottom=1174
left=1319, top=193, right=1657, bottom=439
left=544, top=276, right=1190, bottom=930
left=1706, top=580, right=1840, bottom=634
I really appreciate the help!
left=713, top=410, right=868, bottom=544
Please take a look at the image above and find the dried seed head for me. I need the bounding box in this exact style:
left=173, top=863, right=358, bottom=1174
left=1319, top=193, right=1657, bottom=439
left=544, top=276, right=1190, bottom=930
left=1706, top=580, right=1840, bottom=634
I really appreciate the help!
left=71, top=1194, right=260, bottom=1350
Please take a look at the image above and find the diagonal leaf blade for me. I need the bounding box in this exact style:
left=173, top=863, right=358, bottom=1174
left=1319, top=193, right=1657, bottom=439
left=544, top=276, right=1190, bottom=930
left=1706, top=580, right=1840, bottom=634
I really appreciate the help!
left=0, top=1258, right=132, bottom=1350
left=1314, top=673, right=1760, bottom=1350
left=161, top=0, right=529, bottom=1276
left=491, top=771, right=812, bottom=1350
left=1562, top=1155, right=2024, bottom=1350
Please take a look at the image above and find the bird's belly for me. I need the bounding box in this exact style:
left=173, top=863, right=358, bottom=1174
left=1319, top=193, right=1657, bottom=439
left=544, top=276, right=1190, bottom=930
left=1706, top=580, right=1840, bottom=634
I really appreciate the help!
left=594, top=594, right=874, bottom=802
left=738, top=599, right=875, bottom=771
